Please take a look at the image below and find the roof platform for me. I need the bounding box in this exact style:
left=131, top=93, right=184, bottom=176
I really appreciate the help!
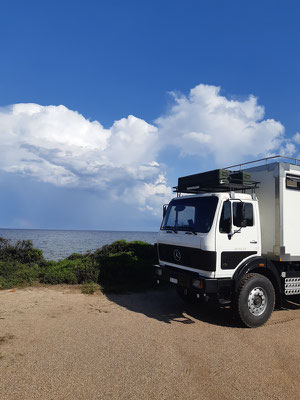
left=224, top=155, right=300, bottom=170
left=174, top=155, right=300, bottom=195
left=173, top=181, right=259, bottom=195
left=174, top=169, right=259, bottom=195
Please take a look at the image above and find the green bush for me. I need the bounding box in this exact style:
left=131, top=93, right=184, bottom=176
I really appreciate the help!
left=0, top=261, right=39, bottom=289
left=39, top=256, right=98, bottom=285
left=66, top=253, right=85, bottom=260
left=0, top=237, right=44, bottom=265
left=71, top=256, right=98, bottom=283
left=38, top=262, right=77, bottom=285
left=94, top=240, right=155, bottom=261
left=94, top=241, right=155, bottom=292
left=0, top=238, right=156, bottom=293
left=81, top=281, right=99, bottom=294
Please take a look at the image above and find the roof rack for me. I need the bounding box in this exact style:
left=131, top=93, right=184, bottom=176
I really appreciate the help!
left=174, top=168, right=259, bottom=195
left=174, top=155, right=300, bottom=195
left=173, top=181, right=259, bottom=195
left=173, top=155, right=300, bottom=194
left=224, top=155, right=300, bottom=170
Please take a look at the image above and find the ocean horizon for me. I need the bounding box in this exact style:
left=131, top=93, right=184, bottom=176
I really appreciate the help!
left=0, top=228, right=158, bottom=261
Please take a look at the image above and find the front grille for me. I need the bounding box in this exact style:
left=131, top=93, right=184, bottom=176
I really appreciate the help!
left=158, top=243, right=216, bottom=271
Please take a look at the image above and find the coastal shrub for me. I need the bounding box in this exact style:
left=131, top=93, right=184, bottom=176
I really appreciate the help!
left=38, top=260, right=77, bottom=284
left=81, top=281, right=99, bottom=294
left=0, top=238, right=156, bottom=292
left=0, top=261, right=39, bottom=289
left=38, top=256, right=98, bottom=285
left=94, top=241, right=155, bottom=292
left=0, top=237, right=44, bottom=265
left=94, top=240, right=155, bottom=261
left=66, top=253, right=85, bottom=260
left=72, top=256, right=98, bottom=283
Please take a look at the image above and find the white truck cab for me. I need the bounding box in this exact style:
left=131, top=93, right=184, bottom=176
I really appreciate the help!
left=155, top=156, right=300, bottom=327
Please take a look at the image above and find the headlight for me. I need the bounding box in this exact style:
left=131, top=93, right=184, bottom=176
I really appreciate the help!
left=156, top=268, right=162, bottom=276
left=192, top=279, right=203, bottom=289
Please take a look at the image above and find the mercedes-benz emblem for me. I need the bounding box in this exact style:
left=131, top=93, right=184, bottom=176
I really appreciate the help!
left=173, top=249, right=181, bottom=262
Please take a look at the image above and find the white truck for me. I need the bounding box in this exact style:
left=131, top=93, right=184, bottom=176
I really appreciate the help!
left=154, top=156, right=300, bottom=327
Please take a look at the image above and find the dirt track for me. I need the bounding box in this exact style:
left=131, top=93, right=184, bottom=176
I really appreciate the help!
left=0, top=286, right=300, bottom=400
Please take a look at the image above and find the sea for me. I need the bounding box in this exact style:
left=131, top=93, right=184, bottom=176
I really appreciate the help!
left=0, top=229, right=158, bottom=261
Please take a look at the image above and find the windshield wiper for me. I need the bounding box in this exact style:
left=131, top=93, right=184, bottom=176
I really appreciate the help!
left=181, top=226, right=198, bottom=235
left=163, top=226, right=178, bottom=233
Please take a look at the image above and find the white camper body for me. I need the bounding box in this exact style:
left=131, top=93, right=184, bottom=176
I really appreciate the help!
left=154, top=157, right=300, bottom=328
left=247, top=162, right=300, bottom=261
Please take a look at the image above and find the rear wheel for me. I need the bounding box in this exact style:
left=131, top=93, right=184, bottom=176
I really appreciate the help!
left=235, top=273, right=275, bottom=328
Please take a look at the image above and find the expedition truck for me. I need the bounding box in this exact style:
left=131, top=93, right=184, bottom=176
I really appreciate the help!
left=154, top=156, right=300, bottom=327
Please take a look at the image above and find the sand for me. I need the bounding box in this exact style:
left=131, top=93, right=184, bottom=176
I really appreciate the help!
left=0, top=285, right=300, bottom=400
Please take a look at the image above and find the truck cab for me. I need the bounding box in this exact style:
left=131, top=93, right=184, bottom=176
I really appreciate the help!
left=158, top=192, right=260, bottom=278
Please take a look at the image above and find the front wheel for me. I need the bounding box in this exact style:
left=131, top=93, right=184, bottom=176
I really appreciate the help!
left=235, top=273, right=275, bottom=328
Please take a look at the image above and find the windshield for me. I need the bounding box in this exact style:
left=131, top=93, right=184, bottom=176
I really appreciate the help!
left=162, top=196, right=218, bottom=233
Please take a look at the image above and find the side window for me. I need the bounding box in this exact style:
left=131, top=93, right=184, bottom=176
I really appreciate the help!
left=286, top=174, right=300, bottom=190
left=233, top=202, right=253, bottom=227
left=219, top=201, right=231, bottom=233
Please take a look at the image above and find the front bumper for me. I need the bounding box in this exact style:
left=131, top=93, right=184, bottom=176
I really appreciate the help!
left=154, top=264, right=233, bottom=299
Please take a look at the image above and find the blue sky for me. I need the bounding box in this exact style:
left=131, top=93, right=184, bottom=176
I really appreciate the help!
left=1, top=0, right=300, bottom=230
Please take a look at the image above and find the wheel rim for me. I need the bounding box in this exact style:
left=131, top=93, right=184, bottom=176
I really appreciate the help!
left=247, top=287, right=268, bottom=316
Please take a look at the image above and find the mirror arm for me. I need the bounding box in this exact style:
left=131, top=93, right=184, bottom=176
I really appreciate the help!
left=227, top=227, right=242, bottom=240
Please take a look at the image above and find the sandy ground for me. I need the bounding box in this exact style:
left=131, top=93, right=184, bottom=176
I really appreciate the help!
left=0, top=286, right=300, bottom=400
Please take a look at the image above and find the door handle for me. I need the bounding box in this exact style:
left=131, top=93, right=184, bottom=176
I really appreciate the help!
left=250, top=240, right=257, bottom=244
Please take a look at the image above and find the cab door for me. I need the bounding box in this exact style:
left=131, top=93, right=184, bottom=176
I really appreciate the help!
left=216, top=200, right=259, bottom=277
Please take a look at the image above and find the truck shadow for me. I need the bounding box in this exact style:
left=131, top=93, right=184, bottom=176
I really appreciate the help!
left=106, top=288, right=237, bottom=328
left=106, top=289, right=300, bottom=328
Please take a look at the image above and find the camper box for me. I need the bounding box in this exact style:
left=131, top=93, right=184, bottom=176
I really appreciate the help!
left=245, top=162, right=300, bottom=261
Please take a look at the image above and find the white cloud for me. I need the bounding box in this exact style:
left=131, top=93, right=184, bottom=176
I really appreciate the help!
left=156, top=84, right=285, bottom=164
left=0, top=103, right=172, bottom=214
left=0, top=84, right=293, bottom=218
left=279, top=141, right=296, bottom=157
left=293, top=132, right=300, bottom=144
left=124, top=174, right=172, bottom=214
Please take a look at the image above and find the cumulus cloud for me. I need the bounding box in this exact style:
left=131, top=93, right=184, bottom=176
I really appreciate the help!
left=293, top=132, right=300, bottom=144
left=0, top=84, right=292, bottom=218
left=156, top=84, right=285, bottom=164
left=124, top=174, right=171, bottom=213
left=0, top=103, right=172, bottom=215
left=279, top=141, right=296, bottom=157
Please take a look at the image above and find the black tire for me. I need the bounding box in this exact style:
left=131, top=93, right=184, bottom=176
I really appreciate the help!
left=176, top=286, right=204, bottom=304
left=234, top=273, right=275, bottom=328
